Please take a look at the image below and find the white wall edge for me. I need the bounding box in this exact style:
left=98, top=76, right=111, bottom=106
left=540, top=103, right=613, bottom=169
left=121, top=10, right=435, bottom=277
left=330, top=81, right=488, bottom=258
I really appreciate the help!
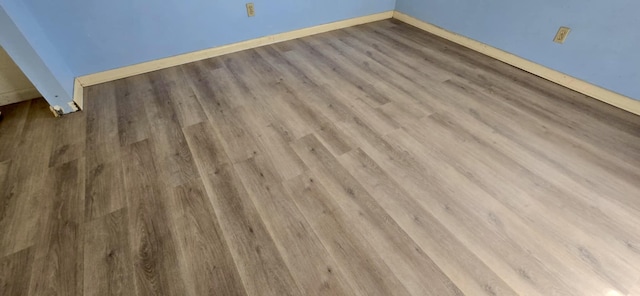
left=392, top=11, right=640, bottom=116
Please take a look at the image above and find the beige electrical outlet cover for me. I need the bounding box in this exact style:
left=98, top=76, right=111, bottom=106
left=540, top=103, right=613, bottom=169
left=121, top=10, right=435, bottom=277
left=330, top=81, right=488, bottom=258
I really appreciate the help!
left=554, top=27, right=571, bottom=44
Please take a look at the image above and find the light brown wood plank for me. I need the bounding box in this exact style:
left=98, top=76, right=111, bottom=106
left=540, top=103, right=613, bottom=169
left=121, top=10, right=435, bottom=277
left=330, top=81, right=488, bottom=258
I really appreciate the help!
left=275, top=53, right=406, bottom=150
left=284, top=170, right=412, bottom=296
left=277, top=48, right=382, bottom=124
left=143, top=71, right=200, bottom=188
left=85, top=83, right=120, bottom=163
left=444, top=75, right=640, bottom=186
left=182, top=61, right=262, bottom=163
left=28, top=159, right=84, bottom=296
left=83, top=208, right=134, bottom=296
left=28, top=219, right=82, bottom=296
left=342, top=25, right=452, bottom=83
left=49, top=112, right=86, bottom=168
left=307, top=31, right=431, bottom=115
left=115, top=76, right=151, bottom=147
left=53, top=158, right=85, bottom=223
left=221, top=50, right=315, bottom=140
left=167, top=179, right=248, bottom=296
left=412, top=84, right=640, bottom=242
left=291, top=133, right=462, bottom=296
left=253, top=46, right=357, bottom=155
left=152, top=66, right=208, bottom=128
left=0, top=247, right=34, bottom=296
left=376, top=101, right=427, bottom=127
left=385, top=128, right=620, bottom=295
left=84, top=82, right=126, bottom=221
left=198, top=163, right=302, bottom=296
left=0, top=99, right=56, bottom=256
left=121, top=139, right=188, bottom=296
left=84, top=158, right=126, bottom=221
left=185, top=121, right=302, bottom=296
left=0, top=100, right=31, bottom=162
left=182, top=121, right=229, bottom=169
left=339, top=148, right=510, bottom=296
left=0, top=160, right=9, bottom=197
left=406, top=111, right=640, bottom=286
left=235, top=156, right=357, bottom=296
left=291, top=38, right=391, bottom=107
left=441, top=78, right=640, bottom=197
left=234, top=104, right=306, bottom=180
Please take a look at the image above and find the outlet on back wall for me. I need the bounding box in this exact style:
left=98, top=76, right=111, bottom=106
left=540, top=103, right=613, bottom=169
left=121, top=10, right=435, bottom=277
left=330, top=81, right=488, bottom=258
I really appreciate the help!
left=246, top=3, right=255, bottom=17
left=553, top=26, right=571, bottom=44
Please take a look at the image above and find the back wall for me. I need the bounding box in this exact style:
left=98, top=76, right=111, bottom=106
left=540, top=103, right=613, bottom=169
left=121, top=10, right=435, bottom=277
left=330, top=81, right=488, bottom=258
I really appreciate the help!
left=23, top=0, right=395, bottom=77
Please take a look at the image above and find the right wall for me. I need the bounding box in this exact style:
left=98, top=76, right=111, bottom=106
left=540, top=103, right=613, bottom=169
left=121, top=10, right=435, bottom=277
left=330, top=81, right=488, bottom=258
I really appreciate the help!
left=395, top=0, right=640, bottom=101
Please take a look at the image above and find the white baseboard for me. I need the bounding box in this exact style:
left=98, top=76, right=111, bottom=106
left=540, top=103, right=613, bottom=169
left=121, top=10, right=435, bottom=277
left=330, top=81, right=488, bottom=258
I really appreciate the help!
left=73, top=10, right=394, bottom=105
left=73, top=78, right=83, bottom=110
left=0, top=87, right=40, bottom=106
left=72, top=10, right=640, bottom=117
left=393, top=11, right=640, bottom=116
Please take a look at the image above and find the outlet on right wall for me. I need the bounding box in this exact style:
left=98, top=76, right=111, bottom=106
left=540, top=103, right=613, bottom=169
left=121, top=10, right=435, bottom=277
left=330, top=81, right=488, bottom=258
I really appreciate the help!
left=394, top=0, right=640, bottom=101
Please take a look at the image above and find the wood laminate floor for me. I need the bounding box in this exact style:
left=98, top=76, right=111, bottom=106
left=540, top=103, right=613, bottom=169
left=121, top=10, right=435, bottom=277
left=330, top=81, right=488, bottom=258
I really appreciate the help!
left=1, top=19, right=640, bottom=296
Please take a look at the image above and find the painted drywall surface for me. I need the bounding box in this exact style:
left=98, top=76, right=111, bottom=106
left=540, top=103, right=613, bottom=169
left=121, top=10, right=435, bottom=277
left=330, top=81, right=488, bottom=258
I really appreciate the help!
left=23, top=0, right=395, bottom=77
left=395, top=0, right=640, bottom=100
left=0, top=46, right=37, bottom=95
left=0, top=3, right=73, bottom=111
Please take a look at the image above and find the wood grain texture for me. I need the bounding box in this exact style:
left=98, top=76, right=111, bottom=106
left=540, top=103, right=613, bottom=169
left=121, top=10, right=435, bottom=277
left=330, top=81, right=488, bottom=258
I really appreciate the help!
left=168, top=180, right=247, bottom=296
left=290, top=134, right=460, bottom=296
left=121, top=139, right=187, bottom=296
left=0, top=247, right=34, bottom=296
left=82, top=208, right=134, bottom=296
left=49, top=112, right=86, bottom=168
left=0, top=99, right=56, bottom=256
left=0, top=100, right=31, bottom=162
left=234, top=156, right=357, bottom=296
left=84, top=82, right=125, bottom=221
left=114, top=76, right=151, bottom=147
left=1, top=20, right=640, bottom=296
left=84, top=159, right=126, bottom=221
left=339, top=147, right=511, bottom=296
left=189, top=154, right=301, bottom=295
left=28, top=159, right=84, bottom=295
left=284, top=171, right=412, bottom=296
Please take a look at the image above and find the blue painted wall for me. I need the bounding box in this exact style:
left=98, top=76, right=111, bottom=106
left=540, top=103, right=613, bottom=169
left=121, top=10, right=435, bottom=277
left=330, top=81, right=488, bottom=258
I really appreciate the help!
left=22, top=0, right=395, bottom=77
left=0, top=1, right=74, bottom=111
left=395, top=0, right=640, bottom=100
left=4, top=0, right=637, bottom=110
